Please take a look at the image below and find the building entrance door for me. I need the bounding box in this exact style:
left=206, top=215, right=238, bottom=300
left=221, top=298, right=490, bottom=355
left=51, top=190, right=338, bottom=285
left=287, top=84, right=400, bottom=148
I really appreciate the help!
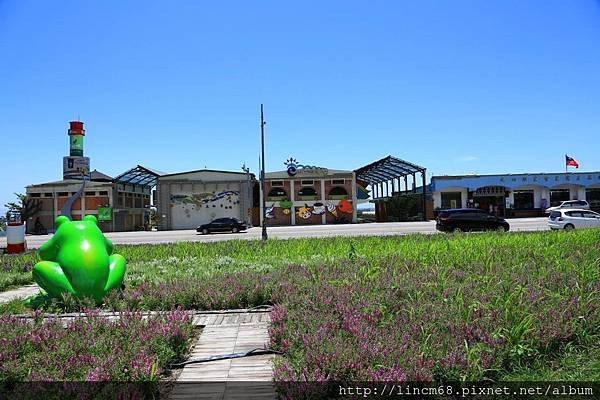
left=475, top=196, right=505, bottom=216
left=472, top=186, right=508, bottom=217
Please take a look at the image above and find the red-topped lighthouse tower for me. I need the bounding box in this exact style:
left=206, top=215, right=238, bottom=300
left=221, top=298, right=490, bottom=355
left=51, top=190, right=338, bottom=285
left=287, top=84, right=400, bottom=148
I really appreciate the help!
left=68, top=121, right=85, bottom=156
left=63, top=121, right=90, bottom=180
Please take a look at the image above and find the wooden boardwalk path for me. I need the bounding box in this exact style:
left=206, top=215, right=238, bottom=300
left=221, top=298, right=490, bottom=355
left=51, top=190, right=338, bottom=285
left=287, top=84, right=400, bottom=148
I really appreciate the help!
left=171, top=310, right=277, bottom=400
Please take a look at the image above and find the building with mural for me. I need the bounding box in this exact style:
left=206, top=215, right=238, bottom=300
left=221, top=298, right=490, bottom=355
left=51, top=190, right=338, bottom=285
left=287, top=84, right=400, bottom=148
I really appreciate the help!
left=431, top=171, right=600, bottom=217
left=25, top=121, right=161, bottom=232
left=261, top=158, right=370, bottom=226
left=156, top=169, right=256, bottom=230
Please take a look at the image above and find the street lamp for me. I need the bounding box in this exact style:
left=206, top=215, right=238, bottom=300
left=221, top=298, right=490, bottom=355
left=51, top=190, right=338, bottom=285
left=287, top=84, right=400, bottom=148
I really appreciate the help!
left=260, top=104, right=268, bottom=241
left=241, top=162, right=251, bottom=227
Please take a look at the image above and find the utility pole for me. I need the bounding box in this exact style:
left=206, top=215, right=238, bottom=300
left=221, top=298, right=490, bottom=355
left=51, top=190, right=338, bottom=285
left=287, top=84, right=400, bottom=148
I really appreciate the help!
left=260, top=104, right=268, bottom=241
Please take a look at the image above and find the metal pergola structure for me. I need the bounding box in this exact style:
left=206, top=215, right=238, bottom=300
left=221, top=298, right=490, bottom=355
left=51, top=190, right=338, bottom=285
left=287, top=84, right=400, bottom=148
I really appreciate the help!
left=113, top=165, right=164, bottom=188
left=355, top=155, right=428, bottom=221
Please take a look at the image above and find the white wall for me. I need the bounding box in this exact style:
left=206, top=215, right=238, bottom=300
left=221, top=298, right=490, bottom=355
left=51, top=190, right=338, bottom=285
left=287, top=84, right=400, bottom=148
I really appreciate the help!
left=432, top=192, right=441, bottom=209
left=170, top=182, right=242, bottom=230
left=434, top=188, right=468, bottom=208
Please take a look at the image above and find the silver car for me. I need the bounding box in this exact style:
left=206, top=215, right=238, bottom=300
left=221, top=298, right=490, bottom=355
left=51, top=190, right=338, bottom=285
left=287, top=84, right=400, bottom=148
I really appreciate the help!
left=548, top=209, right=600, bottom=230
left=545, top=200, right=590, bottom=214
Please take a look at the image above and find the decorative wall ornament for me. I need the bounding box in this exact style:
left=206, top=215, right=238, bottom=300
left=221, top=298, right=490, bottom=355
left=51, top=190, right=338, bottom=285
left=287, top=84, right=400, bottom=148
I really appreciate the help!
left=265, top=204, right=275, bottom=219
left=284, top=157, right=328, bottom=177
left=296, top=204, right=312, bottom=219
left=312, top=202, right=326, bottom=215
left=279, top=199, right=293, bottom=216
left=473, top=186, right=506, bottom=197
left=337, top=199, right=353, bottom=214
left=326, top=203, right=338, bottom=216
left=279, top=199, right=293, bottom=209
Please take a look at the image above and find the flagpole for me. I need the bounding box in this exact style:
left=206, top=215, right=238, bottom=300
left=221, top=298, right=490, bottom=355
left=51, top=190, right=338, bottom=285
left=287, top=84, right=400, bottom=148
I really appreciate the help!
left=565, top=154, right=567, bottom=173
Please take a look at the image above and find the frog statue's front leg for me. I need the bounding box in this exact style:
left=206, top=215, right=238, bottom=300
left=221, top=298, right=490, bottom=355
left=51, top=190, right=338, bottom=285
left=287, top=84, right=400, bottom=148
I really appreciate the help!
left=32, top=261, right=76, bottom=299
left=103, top=254, right=127, bottom=294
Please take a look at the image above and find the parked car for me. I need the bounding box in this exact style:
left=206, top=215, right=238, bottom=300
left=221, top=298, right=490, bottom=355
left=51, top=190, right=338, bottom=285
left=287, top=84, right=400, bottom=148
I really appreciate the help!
left=197, top=218, right=247, bottom=234
left=436, top=208, right=510, bottom=233
left=548, top=209, right=600, bottom=230
left=545, top=200, right=590, bottom=214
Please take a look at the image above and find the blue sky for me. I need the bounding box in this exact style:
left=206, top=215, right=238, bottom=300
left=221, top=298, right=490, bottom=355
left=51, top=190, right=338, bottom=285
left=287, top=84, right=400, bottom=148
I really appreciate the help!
left=1, top=1, right=599, bottom=212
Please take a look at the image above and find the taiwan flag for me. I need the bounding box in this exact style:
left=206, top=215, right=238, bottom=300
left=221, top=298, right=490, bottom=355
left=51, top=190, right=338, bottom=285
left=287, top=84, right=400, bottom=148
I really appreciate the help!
left=565, top=155, right=580, bottom=168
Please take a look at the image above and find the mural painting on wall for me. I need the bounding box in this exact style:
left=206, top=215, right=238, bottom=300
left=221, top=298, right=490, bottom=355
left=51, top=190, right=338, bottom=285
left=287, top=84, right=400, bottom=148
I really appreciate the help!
left=312, top=202, right=326, bottom=215
left=170, top=190, right=240, bottom=218
left=327, top=203, right=337, bottom=216
left=265, top=204, right=275, bottom=219
left=337, top=199, right=353, bottom=214
left=293, top=200, right=353, bottom=220
left=296, top=204, right=313, bottom=219
left=279, top=199, right=293, bottom=215
left=171, top=190, right=240, bottom=206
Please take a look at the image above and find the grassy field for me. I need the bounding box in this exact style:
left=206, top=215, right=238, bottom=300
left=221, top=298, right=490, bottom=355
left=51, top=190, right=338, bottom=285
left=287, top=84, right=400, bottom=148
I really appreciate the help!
left=1, top=230, right=599, bottom=387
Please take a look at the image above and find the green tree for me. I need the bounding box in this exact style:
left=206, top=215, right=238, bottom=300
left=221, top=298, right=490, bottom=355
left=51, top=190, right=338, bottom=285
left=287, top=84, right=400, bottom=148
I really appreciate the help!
left=386, top=194, right=423, bottom=222
left=4, top=193, right=42, bottom=222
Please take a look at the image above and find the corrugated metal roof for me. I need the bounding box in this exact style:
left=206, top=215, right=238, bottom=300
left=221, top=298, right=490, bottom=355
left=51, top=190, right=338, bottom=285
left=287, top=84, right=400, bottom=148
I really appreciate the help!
left=355, top=155, right=426, bottom=184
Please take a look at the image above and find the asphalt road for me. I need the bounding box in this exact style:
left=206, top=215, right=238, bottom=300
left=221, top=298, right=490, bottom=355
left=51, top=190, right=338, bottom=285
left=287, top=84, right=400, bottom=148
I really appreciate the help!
left=1, top=217, right=549, bottom=249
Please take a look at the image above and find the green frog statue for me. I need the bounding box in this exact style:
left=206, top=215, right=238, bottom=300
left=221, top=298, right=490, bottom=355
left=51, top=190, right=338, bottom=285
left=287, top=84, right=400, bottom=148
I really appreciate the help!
left=32, top=215, right=126, bottom=304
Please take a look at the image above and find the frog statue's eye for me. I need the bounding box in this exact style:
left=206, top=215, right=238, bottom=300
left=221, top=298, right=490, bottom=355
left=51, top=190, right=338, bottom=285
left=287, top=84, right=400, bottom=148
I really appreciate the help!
left=55, top=215, right=70, bottom=229
left=83, top=215, right=98, bottom=225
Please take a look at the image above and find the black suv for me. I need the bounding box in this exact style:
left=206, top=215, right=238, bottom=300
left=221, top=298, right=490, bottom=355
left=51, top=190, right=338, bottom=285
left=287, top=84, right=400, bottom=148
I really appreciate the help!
left=436, top=209, right=510, bottom=233
left=197, top=218, right=248, bottom=234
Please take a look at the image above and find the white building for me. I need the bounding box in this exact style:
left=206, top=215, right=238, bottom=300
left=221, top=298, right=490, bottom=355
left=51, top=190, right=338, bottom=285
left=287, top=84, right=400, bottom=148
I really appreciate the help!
left=156, top=169, right=256, bottom=230
left=431, top=171, right=600, bottom=217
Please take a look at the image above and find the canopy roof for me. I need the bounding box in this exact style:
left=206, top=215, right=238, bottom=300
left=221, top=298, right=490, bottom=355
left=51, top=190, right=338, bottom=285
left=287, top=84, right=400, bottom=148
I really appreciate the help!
left=114, top=165, right=164, bottom=188
left=355, top=155, right=426, bottom=185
